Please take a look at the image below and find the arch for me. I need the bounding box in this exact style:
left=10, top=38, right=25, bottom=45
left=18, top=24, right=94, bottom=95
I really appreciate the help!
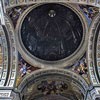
left=4, top=0, right=100, bottom=9
left=88, top=13, right=100, bottom=85
left=87, top=13, right=100, bottom=99
left=0, top=14, right=18, bottom=98
left=17, top=68, right=90, bottom=100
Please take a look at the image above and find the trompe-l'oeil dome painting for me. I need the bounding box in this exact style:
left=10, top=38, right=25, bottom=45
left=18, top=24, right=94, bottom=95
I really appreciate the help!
left=0, top=0, right=100, bottom=100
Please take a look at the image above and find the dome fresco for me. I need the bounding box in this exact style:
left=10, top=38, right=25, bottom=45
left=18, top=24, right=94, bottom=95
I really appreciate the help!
left=0, top=0, right=100, bottom=100
left=21, top=3, right=83, bottom=61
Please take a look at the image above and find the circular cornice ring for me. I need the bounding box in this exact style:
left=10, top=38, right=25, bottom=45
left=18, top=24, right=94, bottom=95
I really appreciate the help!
left=16, top=3, right=88, bottom=68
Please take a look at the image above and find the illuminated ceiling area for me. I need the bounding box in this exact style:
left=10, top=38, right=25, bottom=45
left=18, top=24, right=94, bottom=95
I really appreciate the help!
left=0, top=0, right=100, bottom=100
